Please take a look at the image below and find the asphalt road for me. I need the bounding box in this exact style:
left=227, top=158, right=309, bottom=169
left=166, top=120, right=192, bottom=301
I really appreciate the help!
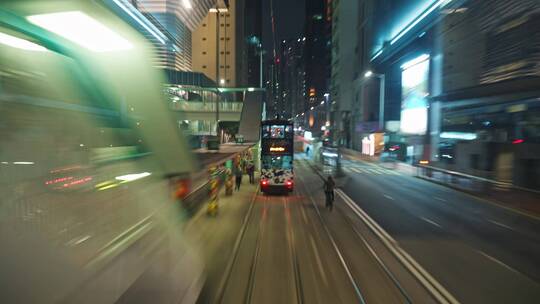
left=337, top=158, right=540, bottom=303
left=193, top=161, right=435, bottom=304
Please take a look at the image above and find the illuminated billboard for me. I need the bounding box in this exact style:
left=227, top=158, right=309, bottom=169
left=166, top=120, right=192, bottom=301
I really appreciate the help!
left=400, top=54, right=429, bottom=135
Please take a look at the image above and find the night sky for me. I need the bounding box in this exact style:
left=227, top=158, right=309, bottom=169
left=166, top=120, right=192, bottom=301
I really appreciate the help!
left=262, top=0, right=305, bottom=57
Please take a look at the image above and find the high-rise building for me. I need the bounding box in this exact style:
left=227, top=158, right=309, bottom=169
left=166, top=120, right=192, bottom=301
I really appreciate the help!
left=302, top=0, right=332, bottom=134
left=244, top=0, right=263, bottom=87
left=304, top=0, right=331, bottom=106
left=330, top=0, right=369, bottom=148
left=279, top=39, right=305, bottom=119
left=134, top=0, right=217, bottom=71
left=192, top=0, right=246, bottom=87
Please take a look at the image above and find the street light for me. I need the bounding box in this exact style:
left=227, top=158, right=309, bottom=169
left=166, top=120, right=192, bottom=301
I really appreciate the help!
left=364, top=70, right=386, bottom=131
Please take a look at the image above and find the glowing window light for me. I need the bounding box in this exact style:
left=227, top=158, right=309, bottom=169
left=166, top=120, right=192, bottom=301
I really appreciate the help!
left=112, top=0, right=166, bottom=44
left=440, top=132, right=477, bottom=140
left=322, top=151, right=338, bottom=158
left=401, top=54, right=430, bottom=70
left=391, top=0, right=449, bottom=45
left=401, top=107, right=428, bottom=134
left=371, top=0, right=451, bottom=61
left=182, top=0, right=192, bottom=9
left=0, top=32, right=47, bottom=52
left=115, top=172, right=151, bottom=182
left=372, top=49, right=383, bottom=60
left=13, top=161, right=35, bottom=165
left=28, top=11, right=133, bottom=52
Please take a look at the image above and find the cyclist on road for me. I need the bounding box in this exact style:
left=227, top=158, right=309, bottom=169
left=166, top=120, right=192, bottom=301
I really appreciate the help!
left=323, top=176, right=335, bottom=211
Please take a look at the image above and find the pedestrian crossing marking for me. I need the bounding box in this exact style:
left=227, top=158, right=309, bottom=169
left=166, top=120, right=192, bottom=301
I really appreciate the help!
left=343, top=166, right=399, bottom=175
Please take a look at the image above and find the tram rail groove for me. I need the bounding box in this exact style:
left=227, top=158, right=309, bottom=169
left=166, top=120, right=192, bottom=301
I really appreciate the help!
left=336, top=207, right=413, bottom=304
left=297, top=173, right=368, bottom=304
left=284, top=196, right=305, bottom=304
left=244, top=195, right=268, bottom=304
left=303, top=158, right=459, bottom=304
left=214, top=189, right=259, bottom=304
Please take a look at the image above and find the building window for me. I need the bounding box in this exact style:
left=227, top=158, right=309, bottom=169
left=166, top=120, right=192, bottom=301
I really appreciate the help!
left=202, top=65, right=207, bottom=68
left=220, top=65, right=224, bottom=68
left=226, top=51, right=230, bottom=54
left=226, top=37, right=231, bottom=41
left=202, top=37, right=206, bottom=41
left=220, top=37, right=224, bottom=41
left=220, top=14, right=224, bottom=17
left=221, top=23, right=224, bottom=27
left=226, top=23, right=230, bottom=27
left=202, top=51, right=207, bottom=55
left=202, top=23, right=207, bottom=27
left=226, top=65, right=230, bottom=68
left=220, top=51, right=224, bottom=55
left=226, top=79, right=230, bottom=83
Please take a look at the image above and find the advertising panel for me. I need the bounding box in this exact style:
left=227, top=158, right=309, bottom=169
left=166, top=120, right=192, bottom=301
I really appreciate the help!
left=400, top=54, right=430, bottom=135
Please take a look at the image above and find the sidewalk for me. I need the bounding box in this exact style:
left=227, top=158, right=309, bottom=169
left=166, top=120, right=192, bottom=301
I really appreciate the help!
left=184, top=172, right=259, bottom=304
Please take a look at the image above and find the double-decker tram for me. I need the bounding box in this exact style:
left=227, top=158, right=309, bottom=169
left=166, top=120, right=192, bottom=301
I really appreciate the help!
left=260, top=119, right=294, bottom=193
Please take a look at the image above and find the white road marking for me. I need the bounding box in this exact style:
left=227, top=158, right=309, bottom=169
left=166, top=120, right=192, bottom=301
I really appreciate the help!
left=383, top=194, right=394, bottom=200
left=351, top=167, right=363, bottom=173
left=477, top=250, right=520, bottom=274
left=67, top=235, right=92, bottom=246
left=421, top=217, right=442, bottom=228
left=75, top=235, right=91, bottom=245
left=310, top=235, right=329, bottom=287
left=335, top=189, right=459, bottom=304
left=488, top=220, right=515, bottom=231
left=300, top=205, right=308, bottom=224
left=434, top=197, right=447, bottom=202
left=370, top=168, right=383, bottom=174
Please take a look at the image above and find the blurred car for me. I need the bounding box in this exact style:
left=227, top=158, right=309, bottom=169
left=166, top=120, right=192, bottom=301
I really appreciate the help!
left=0, top=1, right=203, bottom=303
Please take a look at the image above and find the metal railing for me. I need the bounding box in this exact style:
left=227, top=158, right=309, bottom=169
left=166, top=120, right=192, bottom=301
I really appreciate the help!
left=415, top=164, right=540, bottom=199
left=171, top=101, right=243, bottom=112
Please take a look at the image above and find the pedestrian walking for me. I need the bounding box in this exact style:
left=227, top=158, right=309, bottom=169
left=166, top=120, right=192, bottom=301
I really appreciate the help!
left=323, top=176, right=335, bottom=211
left=247, top=162, right=255, bottom=184
left=235, top=165, right=243, bottom=191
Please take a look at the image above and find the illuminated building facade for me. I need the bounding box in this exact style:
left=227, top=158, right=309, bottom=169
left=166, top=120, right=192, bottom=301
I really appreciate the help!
left=332, top=0, right=540, bottom=189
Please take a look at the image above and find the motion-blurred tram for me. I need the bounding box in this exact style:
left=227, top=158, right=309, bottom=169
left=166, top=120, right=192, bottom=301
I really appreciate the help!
left=260, top=119, right=294, bottom=193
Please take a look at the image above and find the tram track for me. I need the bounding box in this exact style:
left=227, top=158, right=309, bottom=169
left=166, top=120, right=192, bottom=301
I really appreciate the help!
left=296, top=172, right=368, bottom=304
left=300, top=158, right=457, bottom=304
left=215, top=191, right=305, bottom=304
left=283, top=195, right=305, bottom=304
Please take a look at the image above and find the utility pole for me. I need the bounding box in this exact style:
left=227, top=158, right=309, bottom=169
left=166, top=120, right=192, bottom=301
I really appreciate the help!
left=259, top=43, right=263, bottom=88
left=215, top=11, right=220, bottom=137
